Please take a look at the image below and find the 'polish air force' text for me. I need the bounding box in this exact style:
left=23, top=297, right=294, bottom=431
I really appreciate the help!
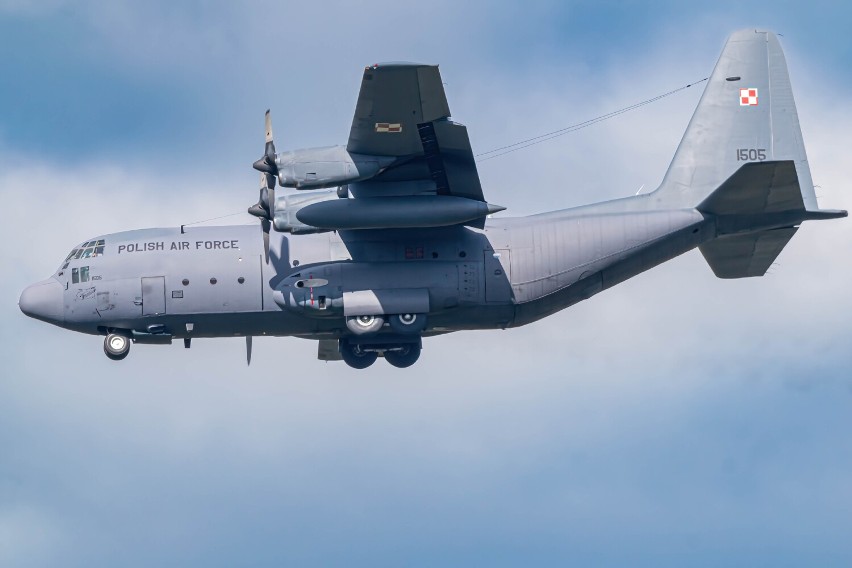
left=117, top=240, right=240, bottom=254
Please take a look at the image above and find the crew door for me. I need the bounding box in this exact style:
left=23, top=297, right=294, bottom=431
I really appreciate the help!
left=484, top=249, right=512, bottom=303
left=141, top=276, right=166, bottom=315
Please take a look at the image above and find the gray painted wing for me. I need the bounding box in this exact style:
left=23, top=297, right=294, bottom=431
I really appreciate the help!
left=347, top=63, right=450, bottom=157
left=699, top=227, right=798, bottom=278
left=346, top=63, right=485, bottom=203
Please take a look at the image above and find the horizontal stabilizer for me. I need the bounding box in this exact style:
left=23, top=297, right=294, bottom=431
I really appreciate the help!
left=697, top=160, right=804, bottom=216
left=699, top=226, right=797, bottom=278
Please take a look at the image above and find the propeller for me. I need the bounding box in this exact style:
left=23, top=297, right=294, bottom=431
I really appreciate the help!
left=248, top=173, right=273, bottom=263
left=248, top=110, right=278, bottom=264
left=246, top=335, right=253, bottom=366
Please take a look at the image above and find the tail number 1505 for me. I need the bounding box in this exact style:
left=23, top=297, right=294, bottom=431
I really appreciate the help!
left=737, top=148, right=767, bottom=161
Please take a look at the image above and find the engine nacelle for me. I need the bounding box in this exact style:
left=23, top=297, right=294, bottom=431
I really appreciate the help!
left=275, top=146, right=394, bottom=190
left=272, top=189, right=338, bottom=234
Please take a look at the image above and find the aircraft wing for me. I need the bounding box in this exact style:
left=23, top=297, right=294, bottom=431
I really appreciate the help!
left=346, top=63, right=485, bottom=203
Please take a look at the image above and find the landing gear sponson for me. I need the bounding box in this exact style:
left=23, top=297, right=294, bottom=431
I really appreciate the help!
left=97, top=315, right=426, bottom=368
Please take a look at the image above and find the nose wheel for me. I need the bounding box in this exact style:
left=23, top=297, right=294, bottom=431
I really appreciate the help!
left=104, top=333, right=130, bottom=361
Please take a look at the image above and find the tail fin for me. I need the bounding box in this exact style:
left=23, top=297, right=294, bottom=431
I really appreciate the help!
left=654, top=29, right=817, bottom=210
left=654, top=29, right=846, bottom=278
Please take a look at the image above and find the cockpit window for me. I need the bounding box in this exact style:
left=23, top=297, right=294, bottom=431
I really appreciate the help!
left=65, top=239, right=105, bottom=263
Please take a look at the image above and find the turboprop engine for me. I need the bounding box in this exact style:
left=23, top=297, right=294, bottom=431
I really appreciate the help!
left=271, top=188, right=340, bottom=234
left=272, top=146, right=394, bottom=190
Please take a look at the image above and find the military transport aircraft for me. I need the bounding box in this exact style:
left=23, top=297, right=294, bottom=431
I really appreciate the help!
left=19, top=30, right=846, bottom=369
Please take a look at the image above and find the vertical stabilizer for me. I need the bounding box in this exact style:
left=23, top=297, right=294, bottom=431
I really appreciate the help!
left=654, top=30, right=816, bottom=210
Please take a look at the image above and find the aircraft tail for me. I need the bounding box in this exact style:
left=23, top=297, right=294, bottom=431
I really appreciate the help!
left=654, top=29, right=816, bottom=207
left=653, top=29, right=846, bottom=278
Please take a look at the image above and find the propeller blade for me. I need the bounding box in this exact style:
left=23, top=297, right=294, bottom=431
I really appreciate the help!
left=265, top=109, right=274, bottom=146
left=264, top=109, right=277, bottom=169
left=248, top=172, right=272, bottom=264
left=252, top=109, right=279, bottom=177
left=261, top=218, right=270, bottom=264
left=246, top=335, right=253, bottom=366
left=248, top=174, right=269, bottom=218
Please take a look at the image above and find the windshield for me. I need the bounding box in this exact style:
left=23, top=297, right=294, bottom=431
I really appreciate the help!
left=59, top=239, right=105, bottom=275
left=63, top=239, right=105, bottom=263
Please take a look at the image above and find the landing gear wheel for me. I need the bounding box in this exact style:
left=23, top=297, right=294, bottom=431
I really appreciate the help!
left=384, top=344, right=421, bottom=368
left=389, top=313, right=427, bottom=334
left=339, top=340, right=378, bottom=369
left=104, top=333, right=130, bottom=361
left=345, top=314, right=384, bottom=335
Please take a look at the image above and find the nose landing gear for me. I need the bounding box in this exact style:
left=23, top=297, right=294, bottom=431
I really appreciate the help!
left=104, top=333, right=130, bottom=361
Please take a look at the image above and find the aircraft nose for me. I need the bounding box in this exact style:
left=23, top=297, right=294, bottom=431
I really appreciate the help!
left=19, top=279, right=64, bottom=324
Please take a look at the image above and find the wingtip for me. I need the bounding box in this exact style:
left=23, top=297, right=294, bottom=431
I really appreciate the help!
left=803, top=209, right=847, bottom=221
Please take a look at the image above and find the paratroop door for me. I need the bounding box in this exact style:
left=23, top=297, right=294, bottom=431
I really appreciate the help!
left=484, top=249, right=512, bottom=303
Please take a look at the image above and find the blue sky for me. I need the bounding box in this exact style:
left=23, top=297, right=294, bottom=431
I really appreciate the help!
left=2, top=2, right=852, bottom=566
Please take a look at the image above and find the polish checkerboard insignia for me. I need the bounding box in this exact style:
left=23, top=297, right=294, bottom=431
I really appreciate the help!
left=740, top=88, right=758, bottom=106
left=375, top=122, right=402, bottom=133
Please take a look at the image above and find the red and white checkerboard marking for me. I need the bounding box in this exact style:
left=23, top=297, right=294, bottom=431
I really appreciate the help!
left=740, top=88, right=758, bottom=106
left=375, top=122, right=402, bottom=133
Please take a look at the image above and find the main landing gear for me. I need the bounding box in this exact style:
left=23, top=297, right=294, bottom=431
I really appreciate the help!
left=339, top=337, right=422, bottom=369
left=104, top=333, right=130, bottom=361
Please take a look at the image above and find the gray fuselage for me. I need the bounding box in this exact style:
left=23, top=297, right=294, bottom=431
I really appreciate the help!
left=26, top=195, right=711, bottom=342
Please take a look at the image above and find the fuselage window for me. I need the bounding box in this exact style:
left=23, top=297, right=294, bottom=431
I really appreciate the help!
left=80, top=266, right=90, bottom=282
left=72, top=268, right=79, bottom=284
